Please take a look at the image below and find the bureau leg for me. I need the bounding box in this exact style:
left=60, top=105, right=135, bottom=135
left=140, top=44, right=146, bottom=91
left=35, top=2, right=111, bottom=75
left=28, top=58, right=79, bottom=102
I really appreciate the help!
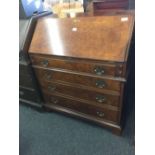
left=42, top=106, right=53, bottom=113
left=111, top=127, right=122, bottom=136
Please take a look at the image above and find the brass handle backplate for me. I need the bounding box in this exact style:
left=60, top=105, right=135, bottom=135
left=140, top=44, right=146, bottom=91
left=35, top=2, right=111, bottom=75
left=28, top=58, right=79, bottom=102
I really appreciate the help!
left=94, top=66, right=105, bottom=75
left=96, top=111, right=105, bottom=117
left=95, top=80, right=106, bottom=88
left=41, top=59, right=49, bottom=67
left=51, top=97, right=58, bottom=104
left=45, top=73, right=52, bottom=80
left=48, top=86, right=56, bottom=92
left=95, top=95, right=106, bottom=103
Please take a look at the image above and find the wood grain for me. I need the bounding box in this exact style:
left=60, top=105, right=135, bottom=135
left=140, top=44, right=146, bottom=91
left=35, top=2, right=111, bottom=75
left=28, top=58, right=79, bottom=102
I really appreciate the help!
left=44, top=92, right=120, bottom=123
left=29, top=14, right=134, bottom=62
left=40, top=80, right=121, bottom=107
left=28, top=11, right=134, bottom=134
left=30, top=54, right=124, bottom=77
left=34, top=67, right=122, bottom=92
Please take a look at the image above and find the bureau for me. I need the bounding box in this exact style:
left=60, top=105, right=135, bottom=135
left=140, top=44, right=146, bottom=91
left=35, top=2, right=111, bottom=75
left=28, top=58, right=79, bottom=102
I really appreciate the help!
left=28, top=12, right=134, bottom=134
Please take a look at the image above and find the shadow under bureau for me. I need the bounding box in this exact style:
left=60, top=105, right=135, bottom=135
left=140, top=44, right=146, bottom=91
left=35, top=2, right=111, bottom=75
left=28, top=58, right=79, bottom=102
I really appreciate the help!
left=28, top=12, right=134, bottom=135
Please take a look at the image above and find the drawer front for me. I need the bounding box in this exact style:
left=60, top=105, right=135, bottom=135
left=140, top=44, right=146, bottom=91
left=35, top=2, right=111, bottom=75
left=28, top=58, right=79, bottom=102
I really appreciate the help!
left=19, top=87, right=41, bottom=103
left=40, top=81, right=120, bottom=107
left=19, top=64, right=32, bottom=76
left=30, top=55, right=124, bottom=77
left=44, top=93, right=119, bottom=123
left=93, top=1, right=128, bottom=10
left=34, top=68, right=121, bottom=92
left=19, top=74, right=34, bottom=88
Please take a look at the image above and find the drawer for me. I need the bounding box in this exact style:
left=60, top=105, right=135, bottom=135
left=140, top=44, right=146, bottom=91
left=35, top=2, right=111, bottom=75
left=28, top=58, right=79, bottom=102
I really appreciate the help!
left=30, top=55, right=124, bottom=77
left=19, top=87, right=41, bottom=103
left=19, top=63, right=32, bottom=76
left=34, top=68, right=121, bottom=92
left=93, top=1, right=128, bottom=10
left=44, top=93, right=120, bottom=123
left=40, top=81, right=120, bottom=107
left=19, top=74, right=34, bottom=88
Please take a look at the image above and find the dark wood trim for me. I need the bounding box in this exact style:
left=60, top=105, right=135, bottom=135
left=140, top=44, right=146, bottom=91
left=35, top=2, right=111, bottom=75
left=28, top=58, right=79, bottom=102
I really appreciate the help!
left=19, top=85, right=35, bottom=91
left=117, top=82, right=125, bottom=124
left=30, top=53, right=125, bottom=65
left=44, top=103, right=122, bottom=135
left=124, top=18, right=135, bottom=61
left=19, top=98, right=43, bottom=108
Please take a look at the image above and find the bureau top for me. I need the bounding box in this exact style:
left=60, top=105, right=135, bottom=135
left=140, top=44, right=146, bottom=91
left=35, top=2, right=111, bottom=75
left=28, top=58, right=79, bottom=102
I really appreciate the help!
left=29, top=13, right=134, bottom=62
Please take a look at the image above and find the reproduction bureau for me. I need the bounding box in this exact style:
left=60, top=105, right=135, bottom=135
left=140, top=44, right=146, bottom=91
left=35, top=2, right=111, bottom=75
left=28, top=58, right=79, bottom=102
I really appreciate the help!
left=28, top=12, right=134, bottom=134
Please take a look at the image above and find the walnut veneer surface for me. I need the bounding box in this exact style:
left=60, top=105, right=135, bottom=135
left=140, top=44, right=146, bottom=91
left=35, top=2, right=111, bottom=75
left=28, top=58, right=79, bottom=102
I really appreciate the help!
left=29, top=11, right=134, bottom=135
left=29, top=13, right=134, bottom=62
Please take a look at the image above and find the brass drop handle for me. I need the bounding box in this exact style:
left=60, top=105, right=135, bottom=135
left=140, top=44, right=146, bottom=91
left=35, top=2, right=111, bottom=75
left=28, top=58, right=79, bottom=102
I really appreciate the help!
left=96, top=111, right=105, bottom=117
left=94, top=66, right=105, bottom=75
left=95, top=80, right=106, bottom=88
left=45, top=73, right=52, bottom=80
left=96, top=95, right=106, bottom=103
left=41, top=59, right=49, bottom=67
left=51, top=97, right=58, bottom=104
left=48, top=86, right=56, bottom=92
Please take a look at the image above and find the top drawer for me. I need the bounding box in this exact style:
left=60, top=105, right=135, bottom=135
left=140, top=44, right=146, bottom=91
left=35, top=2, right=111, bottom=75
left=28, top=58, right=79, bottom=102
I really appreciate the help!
left=30, top=55, right=124, bottom=77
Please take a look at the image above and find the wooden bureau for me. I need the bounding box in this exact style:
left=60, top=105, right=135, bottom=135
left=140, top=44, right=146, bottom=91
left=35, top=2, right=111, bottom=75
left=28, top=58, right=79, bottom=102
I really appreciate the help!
left=28, top=12, right=134, bottom=134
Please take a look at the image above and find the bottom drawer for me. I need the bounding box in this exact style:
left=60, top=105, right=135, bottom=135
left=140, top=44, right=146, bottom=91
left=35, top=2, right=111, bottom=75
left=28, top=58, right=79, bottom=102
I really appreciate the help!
left=19, top=87, right=41, bottom=103
left=19, top=74, right=34, bottom=88
left=44, top=93, right=120, bottom=123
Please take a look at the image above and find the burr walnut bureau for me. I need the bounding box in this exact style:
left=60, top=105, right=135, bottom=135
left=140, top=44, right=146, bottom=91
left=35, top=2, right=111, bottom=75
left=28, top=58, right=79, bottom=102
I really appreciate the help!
left=28, top=12, right=134, bottom=134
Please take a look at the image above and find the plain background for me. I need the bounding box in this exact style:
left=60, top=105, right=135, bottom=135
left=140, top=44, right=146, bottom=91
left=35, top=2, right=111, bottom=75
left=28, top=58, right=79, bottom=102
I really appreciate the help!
left=0, top=1, right=155, bottom=155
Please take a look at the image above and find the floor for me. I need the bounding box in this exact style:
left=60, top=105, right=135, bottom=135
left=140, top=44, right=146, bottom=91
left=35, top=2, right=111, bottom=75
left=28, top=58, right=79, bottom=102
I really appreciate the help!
left=19, top=104, right=134, bottom=155
left=19, top=78, right=135, bottom=155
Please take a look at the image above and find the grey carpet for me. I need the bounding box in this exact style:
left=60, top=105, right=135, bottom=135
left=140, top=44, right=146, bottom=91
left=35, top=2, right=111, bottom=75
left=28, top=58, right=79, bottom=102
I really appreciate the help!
left=19, top=94, right=135, bottom=155
left=19, top=68, right=135, bottom=155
